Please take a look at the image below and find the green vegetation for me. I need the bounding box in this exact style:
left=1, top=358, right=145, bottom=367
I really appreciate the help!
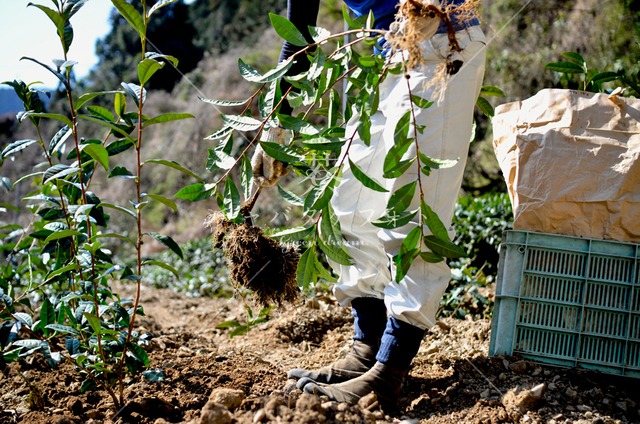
left=1, top=0, right=639, bottom=411
left=0, top=0, right=195, bottom=409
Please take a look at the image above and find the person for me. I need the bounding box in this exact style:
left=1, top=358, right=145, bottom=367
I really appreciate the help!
left=252, top=0, right=486, bottom=409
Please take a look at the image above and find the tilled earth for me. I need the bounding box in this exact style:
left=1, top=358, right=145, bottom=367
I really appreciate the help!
left=1, top=283, right=639, bottom=424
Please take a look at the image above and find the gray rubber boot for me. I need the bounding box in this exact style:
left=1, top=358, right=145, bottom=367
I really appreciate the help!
left=303, top=316, right=426, bottom=409
left=302, top=361, right=406, bottom=409
left=287, top=340, right=377, bottom=387
left=287, top=297, right=387, bottom=387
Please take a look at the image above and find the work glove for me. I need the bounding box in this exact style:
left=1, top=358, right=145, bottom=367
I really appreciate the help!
left=251, top=126, right=293, bottom=188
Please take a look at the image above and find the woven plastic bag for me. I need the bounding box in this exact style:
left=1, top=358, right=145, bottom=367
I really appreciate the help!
left=492, top=89, right=640, bottom=243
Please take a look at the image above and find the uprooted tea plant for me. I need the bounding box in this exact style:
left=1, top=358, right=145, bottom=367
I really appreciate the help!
left=0, top=0, right=197, bottom=411
left=182, top=1, right=504, bottom=300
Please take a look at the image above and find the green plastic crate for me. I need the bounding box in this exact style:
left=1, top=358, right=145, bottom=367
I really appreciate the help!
left=489, top=230, right=640, bottom=378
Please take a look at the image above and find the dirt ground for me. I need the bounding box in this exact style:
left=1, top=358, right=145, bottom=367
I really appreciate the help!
left=1, top=282, right=639, bottom=424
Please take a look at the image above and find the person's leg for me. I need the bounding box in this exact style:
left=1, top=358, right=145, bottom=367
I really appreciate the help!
left=287, top=91, right=395, bottom=385
left=382, top=25, right=486, bottom=331
left=303, top=26, right=487, bottom=406
left=287, top=297, right=387, bottom=386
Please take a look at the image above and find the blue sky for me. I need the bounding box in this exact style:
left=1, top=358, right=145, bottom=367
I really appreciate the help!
left=0, top=1, right=115, bottom=88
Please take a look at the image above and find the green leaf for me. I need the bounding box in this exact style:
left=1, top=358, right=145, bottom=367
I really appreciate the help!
left=147, top=232, right=183, bottom=259
left=223, top=177, right=241, bottom=219
left=386, top=181, right=417, bottom=214
left=222, top=114, right=262, bottom=131
left=240, top=155, right=253, bottom=201
left=420, top=251, right=443, bottom=263
left=45, top=324, right=79, bottom=336
left=199, top=96, right=250, bottom=107
left=114, top=91, right=126, bottom=116
left=44, top=229, right=82, bottom=243
left=174, top=183, right=215, bottom=202
left=2, top=139, right=37, bottom=158
left=587, top=71, right=621, bottom=86
left=238, top=57, right=293, bottom=83
left=372, top=209, right=418, bottom=229
left=358, top=55, right=376, bottom=67
left=277, top=185, right=304, bottom=206
left=44, top=164, right=80, bottom=183
left=106, top=139, right=135, bottom=156
left=143, top=259, right=180, bottom=278
left=49, top=126, right=72, bottom=156
left=19, top=57, right=66, bottom=87
left=108, top=165, right=135, bottom=179
left=65, top=338, right=80, bottom=355
left=87, top=105, right=115, bottom=121
left=296, top=247, right=318, bottom=289
left=61, top=22, right=74, bottom=56
left=44, top=263, right=78, bottom=284
left=394, top=247, right=420, bottom=282
left=14, top=312, right=33, bottom=327
left=422, top=235, right=466, bottom=259
left=301, top=136, right=344, bottom=151
left=147, top=0, right=179, bottom=17
left=112, top=0, right=145, bottom=39
left=418, top=153, right=457, bottom=174
left=545, top=62, right=585, bottom=74
left=81, top=144, right=109, bottom=171
left=383, top=157, right=415, bottom=179
left=269, top=13, right=308, bottom=46
left=20, top=111, right=73, bottom=128
left=138, top=58, right=165, bottom=85
left=475, top=97, right=494, bottom=118
left=317, top=237, right=352, bottom=266
left=143, top=159, right=204, bottom=182
left=78, top=115, right=132, bottom=138
left=127, top=342, right=150, bottom=367
left=421, top=199, right=449, bottom=241
left=38, top=298, right=55, bottom=335
left=121, top=82, right=146, bottom=106
left=144, top=112, right=194, bottom=127
left=411, top=95, right=433, bottom=109
left=144, top=193, right=177, bottom=212
left=278, top=114, right=319, bottom=135
left=259, top=141, right=304, bottom=162
left=309, top=25, right=331, bottom=43
left=270, top=225, right=314, bottom=241
left=303, top=173, right=338, bottom=215
left=561, top=51, right=586, bottom=67
left=74, top=90, right=119, bottom=111
left=479, top=86, right=505, bottom=97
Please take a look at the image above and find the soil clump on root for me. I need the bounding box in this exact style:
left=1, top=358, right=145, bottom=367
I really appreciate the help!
left=205, top=211, right=299, bottom=306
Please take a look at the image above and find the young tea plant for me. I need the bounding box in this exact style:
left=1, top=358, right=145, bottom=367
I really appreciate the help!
left=185, top=3, right=485, bottom=294
left=0, top=0, right=193, bottom=410
left=546, top=51, right=640, bottom=96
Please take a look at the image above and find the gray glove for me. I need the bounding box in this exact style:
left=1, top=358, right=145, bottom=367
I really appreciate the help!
left=251, top=127, right=293, bottom=188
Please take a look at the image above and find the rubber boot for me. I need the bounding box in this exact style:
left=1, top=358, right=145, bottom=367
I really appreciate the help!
left=302, top=316, right=426, bottom=409
left=287, top=297, right=386, bottom=386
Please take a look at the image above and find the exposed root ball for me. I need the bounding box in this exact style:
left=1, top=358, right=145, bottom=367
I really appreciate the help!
left=387, top=0, right=481, bottom=70
left=205, top=212, right=299, bottom=306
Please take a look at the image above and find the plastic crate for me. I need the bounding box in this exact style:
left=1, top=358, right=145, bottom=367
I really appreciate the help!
left=489, top=230, right=640, bottom=378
